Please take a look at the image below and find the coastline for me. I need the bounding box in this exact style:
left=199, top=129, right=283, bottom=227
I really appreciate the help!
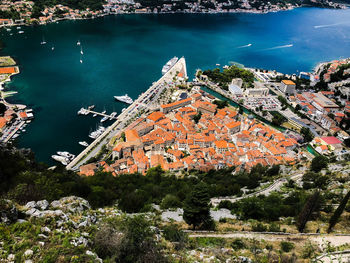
left=0, top=3, right=347, bottom=29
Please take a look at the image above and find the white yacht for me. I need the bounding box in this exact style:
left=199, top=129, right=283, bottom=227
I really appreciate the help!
left=57, top=151, right=75, bottom=159
left=161, top=57, right=178, bottom=75
left=114, top=94, right=133, bottom=104
left=52, top=155, right=69, bottom=165
left=79, top=141, right=89, bottom=147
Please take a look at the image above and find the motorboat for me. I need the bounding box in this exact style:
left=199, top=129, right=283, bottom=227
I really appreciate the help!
left=114, top=94, right=133, bottom=104
left=79, top=141, right=89, bottom=147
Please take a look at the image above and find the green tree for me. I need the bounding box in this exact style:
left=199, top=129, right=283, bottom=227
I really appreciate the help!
left=213, top=99, right=228, bottom=109
left=327, top=191, right=350, bottom=233
left=0, top=103, right=6, bottom=116
left=301, top=127, right=314, bottom=143
left=302, top=171, right=329, bottom=190
left=296, top=191, right=320, bottom=233
left=310, top=155, right=328, bottom=172
left=295, top=104, right=301, bottom=112
left=183, top=182, right=213, bottom=230
left=193, top=111, right=202, bottom=124
left=344, top=138, right=350, bottom=147
left=160, top=194, right=182, bottom=209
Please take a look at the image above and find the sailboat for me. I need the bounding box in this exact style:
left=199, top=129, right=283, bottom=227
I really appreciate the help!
left=40, top=36, right=47, bottom=45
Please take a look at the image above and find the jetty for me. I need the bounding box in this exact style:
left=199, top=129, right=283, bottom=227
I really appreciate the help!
left=67, top=57, right=187, bottom=170
left=78, top=108, right=118, bottom=119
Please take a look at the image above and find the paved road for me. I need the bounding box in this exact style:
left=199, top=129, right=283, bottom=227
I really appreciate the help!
left=211, top=173, right=303, bottom=206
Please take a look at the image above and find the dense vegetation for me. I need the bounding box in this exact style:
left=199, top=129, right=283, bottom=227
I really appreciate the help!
left=0, top=145, right=280, bottom=211
left=1, top=144, right=349, bottom=234
left=31, top=0, right=104, bottom=18
left=203, top=66, right=255, bottom=90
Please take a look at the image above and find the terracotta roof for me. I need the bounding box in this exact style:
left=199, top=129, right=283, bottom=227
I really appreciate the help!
left=0, top=117, right=7, bottom=129
left=0, top=67, right=16, bottom=74
left=147, top=111, right=165, bottom=122
left=125, top=129, right=140, bottom=142
left=161, top=98, right=192, bottom=109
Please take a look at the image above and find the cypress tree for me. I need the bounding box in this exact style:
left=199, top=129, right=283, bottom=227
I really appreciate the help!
left=296, top=191, right=320, bottom=233
left=327, top=191, right=350, bottom=233
left=183, top=182, right=212, bottom=230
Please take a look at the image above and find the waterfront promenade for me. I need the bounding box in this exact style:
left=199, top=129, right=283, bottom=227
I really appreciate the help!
left=66, top=57, right=187, bottom=170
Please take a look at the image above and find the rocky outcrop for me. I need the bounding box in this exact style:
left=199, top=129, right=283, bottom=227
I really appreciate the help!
left=0, top=199, right=18, bottom=224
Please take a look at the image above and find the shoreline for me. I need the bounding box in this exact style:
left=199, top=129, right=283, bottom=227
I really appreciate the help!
left=0, top=4, right=347, bottom=29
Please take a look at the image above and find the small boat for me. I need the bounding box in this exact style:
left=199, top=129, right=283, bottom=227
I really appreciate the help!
left=79, top=141, right=89, bottom=147
left=40, top=36, right=47, bottom=45
left=88, top=105, right=95, bottom=110
left=51, top=47, right=54, bottom=50
left=13, top=134, right=19, bottom=138
left=18, top=31, right=24, bottom=34
left=16, top=26, right=21, bottom=29
left=93, top=113, right=97, bottom=117
left=80, top=59, right=83, bottom=64
left=77, top=40, right=81, bottom=46
left=100, top=116, right=109, bottom=123
left=80, top=46, right=83, bottom=55
left=102, top=110, right=106, bottom=114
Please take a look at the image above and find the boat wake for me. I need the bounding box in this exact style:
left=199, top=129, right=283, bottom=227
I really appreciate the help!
left=314, top=23, right=341, bottom=29
left=263, top=44, right=293, bottom=51
left=237, top=43, right=252, bottom=48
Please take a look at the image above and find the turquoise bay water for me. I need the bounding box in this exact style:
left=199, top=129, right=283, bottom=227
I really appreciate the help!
left=1, top=8, right=350, bottom=163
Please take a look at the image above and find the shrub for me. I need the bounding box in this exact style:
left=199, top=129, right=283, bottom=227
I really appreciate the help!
left=160, top=194, right=182, bottom=210
left=231, top=238, right=246, bottom=250
left=280, top=241, right=294, bottom=252
left=218, top=200, right=235, bottom=210
left=268, top=223, right=280, bottom=232
left=251, top=222, right=267, bottom=232
left=162, top=224, right=188, bottom=250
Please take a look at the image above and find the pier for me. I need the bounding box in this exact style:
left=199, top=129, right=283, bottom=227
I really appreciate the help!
left=78, top=108, right=118, bottom=120
left=67, top=57, right=187, bottom=170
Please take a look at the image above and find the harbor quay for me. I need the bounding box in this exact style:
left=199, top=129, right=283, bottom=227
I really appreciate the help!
left=66, top=57, right=187, bottom=170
